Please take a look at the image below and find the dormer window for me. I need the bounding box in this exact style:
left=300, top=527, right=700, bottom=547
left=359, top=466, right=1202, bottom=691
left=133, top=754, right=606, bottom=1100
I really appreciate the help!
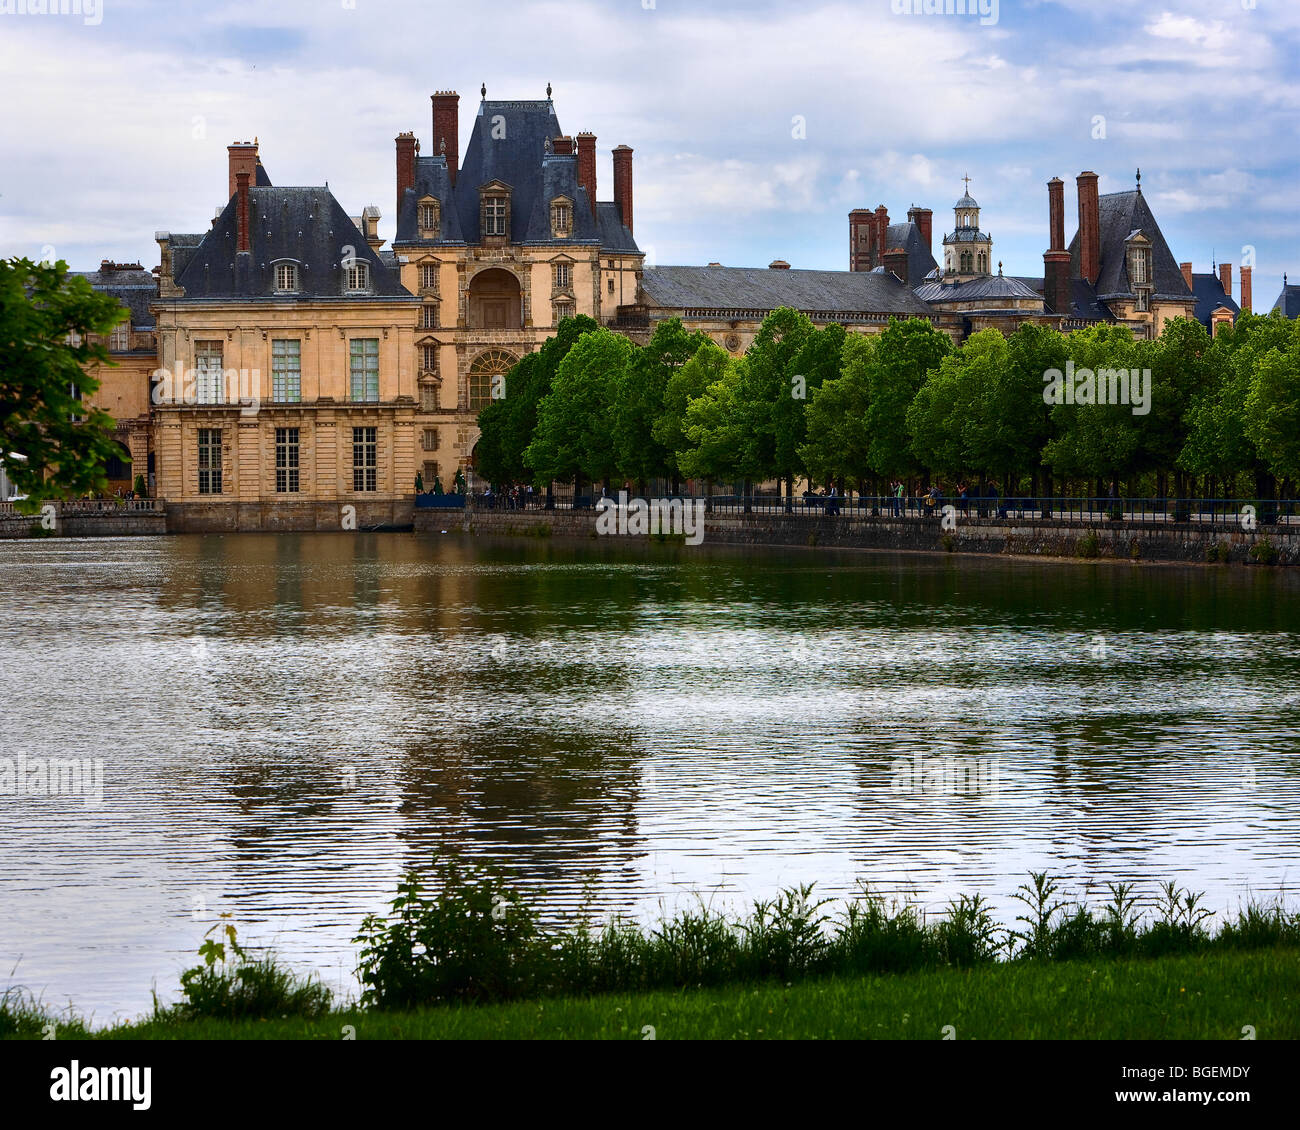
left=551, top=198, right=572, bottom=238
left=345, top=260, right=370, bottom=292
left=275, top=262, right=299, bottom=293
left=418, top=198, right=440, bottom=238
left=480, top=185, right=511, bottom=240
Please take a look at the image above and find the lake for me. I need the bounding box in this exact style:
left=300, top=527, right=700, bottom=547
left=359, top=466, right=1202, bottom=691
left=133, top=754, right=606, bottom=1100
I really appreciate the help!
left=1, top=532, right=1297, bottom=1023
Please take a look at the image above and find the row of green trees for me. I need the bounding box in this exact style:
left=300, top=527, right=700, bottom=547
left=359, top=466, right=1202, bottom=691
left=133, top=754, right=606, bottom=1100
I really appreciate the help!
left=475, top=309, right=1300, bottom=501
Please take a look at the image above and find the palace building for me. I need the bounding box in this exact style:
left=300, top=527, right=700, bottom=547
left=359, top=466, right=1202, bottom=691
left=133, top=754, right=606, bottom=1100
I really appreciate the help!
left=60, top=87, right=1246, bottom=522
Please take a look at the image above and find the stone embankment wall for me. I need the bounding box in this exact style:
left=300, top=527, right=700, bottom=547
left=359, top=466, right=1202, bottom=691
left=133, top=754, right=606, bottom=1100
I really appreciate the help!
left=435, top=507, right=1299, bottom=566
left=0, top=503, right=167, bottom=538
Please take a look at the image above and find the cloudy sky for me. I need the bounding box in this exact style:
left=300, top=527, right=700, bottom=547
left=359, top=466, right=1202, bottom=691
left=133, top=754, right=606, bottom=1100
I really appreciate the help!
left=1, top=0, right=1296, bottom=304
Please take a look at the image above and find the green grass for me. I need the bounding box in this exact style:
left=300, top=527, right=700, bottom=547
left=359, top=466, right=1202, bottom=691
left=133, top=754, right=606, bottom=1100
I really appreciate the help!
left=74, top=948, right=1298, bottom=1040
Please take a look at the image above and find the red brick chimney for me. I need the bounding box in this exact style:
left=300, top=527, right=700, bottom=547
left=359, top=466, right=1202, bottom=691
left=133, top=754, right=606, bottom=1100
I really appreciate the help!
left=227, top=141, right=258, bottom=201
left=883, top=247, right=909, bottom=285
left=907, top=206, right=933, bottom=256
left=576, top=132, right=597, bottom=218
left=612, top=145, right=633, bottom=235
left=849, top=209, right=873, bottom=272
left=431, top=91, right=460, bottom=185
left=1180, top=262, right=1194, bottom=290
left=552, top=135, right=574, bottom=155
left=1044, top=177, right=1071, bottom=316
left=1047, top=177, right=1065, bottom=252
left=768, top=259, right=791, bottom=269
left=874, top=205, right=890, bottom=267
left=1219, top=262, right=1232, bottom=301
left=1241, top=266, right=1252, bottom=313
left=235, top=170, right=251, bottom=253
left=1077, top=171, right=1101, bottom=286
left=395, top=131, right=418, bottom=216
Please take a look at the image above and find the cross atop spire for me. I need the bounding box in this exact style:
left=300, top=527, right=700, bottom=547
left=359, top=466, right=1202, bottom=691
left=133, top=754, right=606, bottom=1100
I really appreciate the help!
left=962, top=173, right=971, bottom=193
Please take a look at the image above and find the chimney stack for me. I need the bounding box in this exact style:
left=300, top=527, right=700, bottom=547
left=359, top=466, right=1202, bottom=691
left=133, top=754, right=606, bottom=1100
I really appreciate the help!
left=1040, top=176, right=1071, bottom=317
left=1043, top=177, right=1072, bottom=317
left=576, top=132, right=597, bottom=218
left=1047, top=177, right=1065, bottom=252
left=768, top=259, right=791, bottom=270
left=1180, top=262, right=1194, bottom=291
left=235, top=170, right=251, bottom=253
left=883, top=247, right=909, bottom=286
left=849, top=209, right=873, bottom=272
left=1219, top=262, right=1233, bottom=300
left=874, top=205, right=890, bottom=268
left=431, top=91, right=460, bottom=185
left=227, top=141, right=258, bottom=201
left=1076, top=172, right=1101, bottom=286
left=908, top=206, right=933, bottom=256
left=395, top=132, right=418, bottom=216
left=1241, top=266, right=1252, bottom=313
left=552, top=135, right=574, bottom=155
left=612, top=145, right=634, bottom=235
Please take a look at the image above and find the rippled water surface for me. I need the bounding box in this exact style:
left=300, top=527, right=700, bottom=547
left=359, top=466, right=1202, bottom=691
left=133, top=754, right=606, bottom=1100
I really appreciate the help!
left=1, top=533, right=1298, bottom=1022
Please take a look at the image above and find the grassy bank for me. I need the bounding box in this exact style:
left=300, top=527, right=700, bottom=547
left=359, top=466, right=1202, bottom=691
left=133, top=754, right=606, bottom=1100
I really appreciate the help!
left=23, top=948, right=1297, bottom=1040
left=5, top=867, right=1297, bottom=1040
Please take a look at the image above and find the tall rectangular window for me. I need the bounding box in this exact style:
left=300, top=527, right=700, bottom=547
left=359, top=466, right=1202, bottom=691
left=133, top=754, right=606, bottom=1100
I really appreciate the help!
left=271, top=339, right=301, bottom=402
left=421, top=344, right=439, bottom=374
left=420, top=384, right=439, bottom=412
left=553, top=262, right=571, bottom=289
left=109, top=322, right=129, bottom=352
left=421, top=305, right=439, bottom=329
left=484, top=197, right=507, bottom=237
left=352, top=426, right=377, bottom=492
left=275, top=427, right=300, bottom=493
left=198, top=428, right=223, bottom=494
left=195, top=341, right=223, bottom=404
left=419, top=264, right=438, bottom=290
left=349, top=338, right=379, bottom=402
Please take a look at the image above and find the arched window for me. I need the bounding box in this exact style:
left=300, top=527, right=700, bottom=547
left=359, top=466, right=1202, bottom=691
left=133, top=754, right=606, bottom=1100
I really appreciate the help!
left=467, top=349, right=519, bottom=410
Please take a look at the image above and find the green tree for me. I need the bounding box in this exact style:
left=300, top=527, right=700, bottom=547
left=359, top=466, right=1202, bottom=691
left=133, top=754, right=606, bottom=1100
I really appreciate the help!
left=1244, top=325, right=1300, bottom=486
left=653, top=339, right=732, bottom=478
left=524, top=327, right=635, bottom=488
left=907, top=329, right=1006, bottom=479
left=0, top=257, right=129, bottom=506
left=678, top=357, right=762, bottom=485
left=611, top=318, right=709, bottom=487
left=1042, top=324, right=1142, bottom=494
left=740, top=307, right=815, bottom=496
left=799, top=332, right=874, bottom=490
left=475, top=314, right=599, bottom=486
left=864, top=317, right=953, bottom=479
left=780, top=322, right=846, bottom=492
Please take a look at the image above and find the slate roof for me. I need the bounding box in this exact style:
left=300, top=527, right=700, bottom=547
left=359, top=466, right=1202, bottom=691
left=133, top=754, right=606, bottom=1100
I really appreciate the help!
left=1270, top=282, right=1300, bottom=318
left=1013, top=275, right=1114, bottom=321
left=73, top=265, right=158, bottom=329
left=943, top=229, right=992, bottom=243
left=913, top=274, right=1040, bottom=303
left=883, top=221, right=939, bottom=286
left=640, top=265, right=933, bottom=316
left=1191, top=272, right=1240, bottom=327
left=395, top=99, right=637, bottom=253
left=1068, top=190, right=1192, bottom=304
left=173, top=185, right=412, bottom=301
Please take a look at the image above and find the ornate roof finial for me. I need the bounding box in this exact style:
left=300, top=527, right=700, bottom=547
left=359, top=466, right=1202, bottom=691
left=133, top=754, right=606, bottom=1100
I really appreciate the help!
left=544, top=136, right=552, bottom=154
left=547, top=82, right=552, bottom=99
left=1136, top=167, right=1142, bottom=193
left=998, top=260, right=1003, bottom=276
left=440, top=137, right=446, bottom=155
left=962, top=173, right=971, bottom=193
left=481, top=82, right=487, bottom=100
